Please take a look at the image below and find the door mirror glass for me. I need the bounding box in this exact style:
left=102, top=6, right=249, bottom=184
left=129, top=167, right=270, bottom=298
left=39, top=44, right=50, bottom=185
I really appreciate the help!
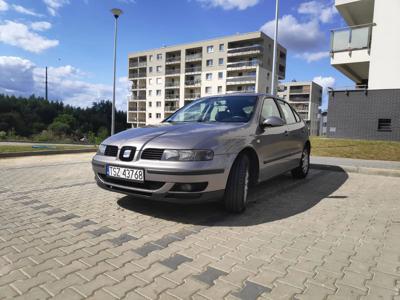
left=262, top=116, right=285, bottom=128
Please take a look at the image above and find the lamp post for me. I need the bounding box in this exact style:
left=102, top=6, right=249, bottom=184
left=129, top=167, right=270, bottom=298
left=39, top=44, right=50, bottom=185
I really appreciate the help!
left=271, top=0, right=279, bottom=96
left=111, top=8, right=123, bottom=135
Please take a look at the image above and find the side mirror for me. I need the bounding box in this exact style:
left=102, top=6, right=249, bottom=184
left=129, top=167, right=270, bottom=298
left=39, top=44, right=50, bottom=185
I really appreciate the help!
left=261, top=116, right=285, bottom=128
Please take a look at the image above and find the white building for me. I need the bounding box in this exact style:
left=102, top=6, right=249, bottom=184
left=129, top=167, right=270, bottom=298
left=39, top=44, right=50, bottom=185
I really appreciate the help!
left=127, top=32, right=286, bottom=127
left=331, top=0, right=400, bottom=89
left=277, top=81, right=322, bottom=136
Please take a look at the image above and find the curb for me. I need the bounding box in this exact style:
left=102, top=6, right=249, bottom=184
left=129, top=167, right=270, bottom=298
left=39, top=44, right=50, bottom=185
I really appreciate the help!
left=311, top=163, right=400, bottom=178
left=0, top=148, right=96, bottom=158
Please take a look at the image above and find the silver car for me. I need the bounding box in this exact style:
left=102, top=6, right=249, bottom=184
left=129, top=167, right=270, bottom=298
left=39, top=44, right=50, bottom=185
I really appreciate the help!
left=92, top=94, right=310, bottom=212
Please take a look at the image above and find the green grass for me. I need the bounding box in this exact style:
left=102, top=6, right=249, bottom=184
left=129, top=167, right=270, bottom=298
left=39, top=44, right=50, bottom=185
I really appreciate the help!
left=311, top=137, right=400, bottom=161
left=0, top=144, right=96, bottom=154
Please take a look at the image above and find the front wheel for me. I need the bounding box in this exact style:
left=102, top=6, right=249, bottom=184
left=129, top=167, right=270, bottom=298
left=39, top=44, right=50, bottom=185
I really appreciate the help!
left=291, top=146, right=310, bottom=179
left=224, top=154, right=250, bottom=213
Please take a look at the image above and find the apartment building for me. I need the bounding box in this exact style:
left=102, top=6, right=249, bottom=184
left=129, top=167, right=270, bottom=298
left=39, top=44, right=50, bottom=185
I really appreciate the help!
left=127, top=31, right=286, bottom=127
left=328, top=0, right=400, bottom=140
left=277, top=81, right=322, bottom=136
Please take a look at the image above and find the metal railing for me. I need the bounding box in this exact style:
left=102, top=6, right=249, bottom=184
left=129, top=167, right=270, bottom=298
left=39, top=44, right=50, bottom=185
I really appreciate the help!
left=227, top=44, right=263, bottom=54
left=132, top=85, right=146, bottom=89
left=330, top=23, right=375, bottom=54
left=226, top=75, right=256, bottom=83
left=185, top=79, right=201, bottom=85
left=227, top=60, right=260, bottom=68
left=165, top=106, right=179, bottom=112
left=185, top=93, right=201, bottom=99
left=165, top=82, right=180, bottom=87
left=165, top=68, right=180, bottom=75
left=130, top=72, right=147, bottom=78
left=166, top=56, right=181, bottom=63
left=185, top=53, right=202, bottom=61
left=185, top=66, right=202, bottom=73
left=165, top=94, right=180, bottom=99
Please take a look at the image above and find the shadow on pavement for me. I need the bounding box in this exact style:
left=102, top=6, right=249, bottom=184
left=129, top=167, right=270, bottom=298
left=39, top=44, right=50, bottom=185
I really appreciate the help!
left=117, top=168, right=349, bottom=227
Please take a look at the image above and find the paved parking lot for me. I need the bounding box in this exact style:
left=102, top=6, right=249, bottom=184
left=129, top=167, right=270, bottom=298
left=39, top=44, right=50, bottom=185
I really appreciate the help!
left=1, top=153, right=400, bottom=299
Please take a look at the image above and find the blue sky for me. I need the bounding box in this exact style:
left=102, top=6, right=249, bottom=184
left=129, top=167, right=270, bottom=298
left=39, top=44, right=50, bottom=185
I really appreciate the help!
left=0, top=0, right=352, bottom=110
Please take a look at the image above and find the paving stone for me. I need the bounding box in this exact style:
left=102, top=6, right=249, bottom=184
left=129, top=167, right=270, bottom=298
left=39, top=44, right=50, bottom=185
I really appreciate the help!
left=160, top=254, right=193, bottom=270
left=231, top=280, right=271, bottom=300
left=294, top=282, right=335, bottom=300
left=32, top=204, right=52, bottom=210
left=87, top=226, right=114, bottom=237
left=57, top=213, right=79, bottom=222
left=109, top=233, right=137, bottom=246
left=133, top=242, right=163, bottom=257
left=43, top=208, right=65, bottom=216
left=22, top=200, right=41, bottom=205
left=72, top=219, right=97, bottom=229
left=193, top=266, right=228, bottom=286
left=103, top=275, right=147, bottom=299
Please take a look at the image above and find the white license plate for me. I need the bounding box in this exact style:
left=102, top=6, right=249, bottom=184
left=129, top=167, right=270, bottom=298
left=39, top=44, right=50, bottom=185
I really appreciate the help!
left=106, top=165, right=144, bottom=182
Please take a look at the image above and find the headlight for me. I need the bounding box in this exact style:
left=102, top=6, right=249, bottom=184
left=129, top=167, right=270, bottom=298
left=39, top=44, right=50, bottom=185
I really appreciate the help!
left=98, top=144, right=107, bottom=155
left=161, top=150, right=214, bottom=161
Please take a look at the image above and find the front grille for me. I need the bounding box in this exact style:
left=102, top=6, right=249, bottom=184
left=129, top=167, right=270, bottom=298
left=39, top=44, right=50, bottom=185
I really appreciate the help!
left=105, top=145, right=118, bottom=157
left=99, top=174, right=165, bottom=190
left=141, top=148, right=164, bottom=160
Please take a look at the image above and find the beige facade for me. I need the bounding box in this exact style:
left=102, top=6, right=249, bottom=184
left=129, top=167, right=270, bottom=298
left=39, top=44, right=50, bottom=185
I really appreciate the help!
left=127, top=31, right=286, bottom=127
left=277, top=81, right=322, bottom=136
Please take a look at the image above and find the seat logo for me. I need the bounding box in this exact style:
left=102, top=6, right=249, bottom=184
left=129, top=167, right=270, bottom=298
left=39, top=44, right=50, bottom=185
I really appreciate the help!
left=123, top=149, right=131, bottom=158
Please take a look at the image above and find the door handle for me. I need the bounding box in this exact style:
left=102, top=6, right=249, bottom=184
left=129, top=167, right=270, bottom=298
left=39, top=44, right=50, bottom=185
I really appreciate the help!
left=284, top=130, right=289, bottom=136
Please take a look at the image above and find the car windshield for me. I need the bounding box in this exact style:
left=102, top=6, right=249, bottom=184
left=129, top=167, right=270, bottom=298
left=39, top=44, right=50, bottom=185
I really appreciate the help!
left=164, top=95, right=258, bottom=123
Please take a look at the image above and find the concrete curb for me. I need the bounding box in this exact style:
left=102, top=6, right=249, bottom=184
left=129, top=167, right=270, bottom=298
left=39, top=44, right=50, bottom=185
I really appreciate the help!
left=0, top=148, right=96, bottom=159
left=311, top=163, right=400, bottom=178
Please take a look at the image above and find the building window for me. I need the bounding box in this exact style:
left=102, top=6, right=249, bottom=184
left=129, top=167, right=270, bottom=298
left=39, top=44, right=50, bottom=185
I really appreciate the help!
left=156, top=101, right=161, bottom=107
left=156, top=77, right=162, bottom=84
left=205, top=87, right=212, bottom=94
left=156, top=113, right=161, bottom=118
left=156, top=90, right=161, bottom=96
left=206, top=59, right=213, bottom=67
left=148, top=90, right=152, bottom=96
left=219, top=44, right=224, bottom=51
left=149, top=55, right=153, bottom=61
left=218, top=58, right=224, bottom=65
left=156, top=66, right=162, bottom=72
left=148, top=113, right=152, bottom=118
left=378, top=119, right=392, bottom=132
left=157, top=53, right=162, bottom=60
left=149, top=78, right=153, bottom=85
left=218, top=86, right=222, bottom=93
left=206, top=73, right=212, bottom=80
left=207, top=45, right=214, bottom=53
left=149, top=102, right=152, bottom=107
left=149, top=66, right=153, bottom=73
left=218, top=72, right=223, bottom=79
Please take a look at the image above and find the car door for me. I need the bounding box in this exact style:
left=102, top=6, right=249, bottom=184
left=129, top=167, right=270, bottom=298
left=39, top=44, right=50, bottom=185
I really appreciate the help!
left=276, top=100, right=304, bottom=169
left=256, top=97, right=292, bottom=181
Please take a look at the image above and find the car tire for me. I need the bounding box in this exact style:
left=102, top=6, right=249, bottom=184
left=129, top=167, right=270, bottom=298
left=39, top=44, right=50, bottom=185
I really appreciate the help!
left=291, top=145, right=310, bottom=179
left=224, top=154, right=250, bottom=213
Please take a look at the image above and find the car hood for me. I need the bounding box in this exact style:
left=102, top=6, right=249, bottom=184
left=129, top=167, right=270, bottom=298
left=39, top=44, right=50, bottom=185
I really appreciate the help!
left=103, top=122, right=252, bottom=154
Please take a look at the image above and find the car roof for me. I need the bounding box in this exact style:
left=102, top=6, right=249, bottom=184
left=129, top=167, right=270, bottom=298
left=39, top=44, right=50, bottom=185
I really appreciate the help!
left=201, top=92, right=286, bottom=103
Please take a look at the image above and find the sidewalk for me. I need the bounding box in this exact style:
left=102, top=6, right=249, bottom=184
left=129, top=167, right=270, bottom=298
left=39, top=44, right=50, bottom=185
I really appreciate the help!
left=311, top=156, right=400, bottom=177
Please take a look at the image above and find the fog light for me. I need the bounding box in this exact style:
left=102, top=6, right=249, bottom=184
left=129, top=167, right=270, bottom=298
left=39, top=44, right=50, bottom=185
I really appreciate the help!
left=171, top=182, right=208, bottom=192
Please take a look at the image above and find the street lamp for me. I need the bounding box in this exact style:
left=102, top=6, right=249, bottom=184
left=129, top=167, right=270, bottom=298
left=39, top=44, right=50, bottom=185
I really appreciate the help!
left=110, top=8, right=123, bottom=135
left=271, top=0, right=279, bottom=96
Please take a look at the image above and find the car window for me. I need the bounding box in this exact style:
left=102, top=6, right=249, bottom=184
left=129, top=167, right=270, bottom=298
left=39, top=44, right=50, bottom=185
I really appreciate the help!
left=290, top=106, right=301, bottom=122
left=261, top=98, right=281, bottom=121
left=278, top=101, right=297, bottom=124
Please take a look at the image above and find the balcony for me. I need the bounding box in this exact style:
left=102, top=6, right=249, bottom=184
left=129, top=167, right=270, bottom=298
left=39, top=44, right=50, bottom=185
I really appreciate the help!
left=227, top=60, right=260, bottom=69
left=185, top=79, right=201, bottom=86
left=330, top=23, right=373, bottom=84
left=185, top=93, right=201, bottom=100
left=185, top=53, right=202, bottom=61
left=165, top=94, right=180, bottom=100
left=132, top=84, right=146, bottom=90
left=165, top=68, right=181, bottom=75
left=129, top=72, right=147, bottom=79
left=226, top=86, right=256, bottom=93
left=166, top=56, right=181, bottom=64
left=185, top=66, right=202, bottom=74
left=335, top=0, right=374, bottom=26
left=165, top=81, right=180, bottom=88
left=165, top=105, right=179, bottom=112
left=227, top=44, right=263, bottom=56
left=226, top=75, right=256, bottom=85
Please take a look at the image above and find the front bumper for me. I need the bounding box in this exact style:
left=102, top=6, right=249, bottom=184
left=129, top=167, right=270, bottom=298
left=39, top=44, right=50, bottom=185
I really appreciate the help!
left=92, top=153, right=236, bottom=203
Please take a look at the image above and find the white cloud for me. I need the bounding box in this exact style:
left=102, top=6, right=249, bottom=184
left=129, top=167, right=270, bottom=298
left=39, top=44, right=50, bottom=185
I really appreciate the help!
left=298, top=1, right=337, bottom=23
left=0, top=56, right=129, bottom=111
left=0, top=0, right=8, bottom=11
left=12, top=4, right=42, bottom=17
left=43, top=0, right=69, bottom=16
left=196, top=0, right=259, bottom=10
left=30, top=21, right=52, bottom=32
left=296, top=51, right=330, bottom=63
left=261, top=15, right=324, bottom=52
left=0, top=20, right=59, bottom=53
left=313, top=76, right=335, bottom=92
